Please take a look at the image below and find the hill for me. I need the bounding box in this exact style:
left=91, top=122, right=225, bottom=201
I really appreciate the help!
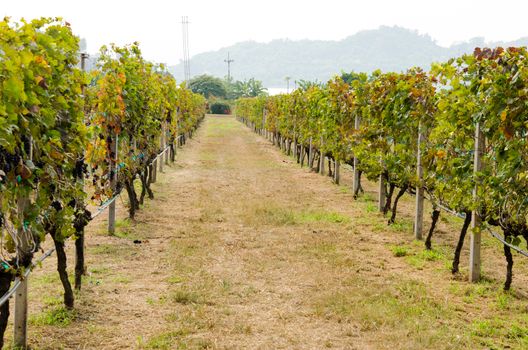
left=168, top=26, right=528, bottom=87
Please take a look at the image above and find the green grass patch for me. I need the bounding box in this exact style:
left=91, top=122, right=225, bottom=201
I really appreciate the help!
left=170, top=289, right=208, bottom=305
left=389, top=218, right=413, bottom=232
left=138, top=329, right=189, bottom=349
left=90, top=244, right=119, bottom=255
left=365, top=203, right=377, bottom=213
left=111, top=274, right=132, bottom=284
left=29, top=306, right=76, bottom=327
left=355, top=193, right=375, bottom=203
left=89, top=266, right=109, bottom=275
left=114, top=218, right=137, bottom=239
left=390, top=245, right=410, bottom=257
left=42, top=295, right=62, bottom=307
left=249, top=205, right=349, bottom=226
left=167, top=276, right=184, bottom=284
left=314, top=279, right=451, bottom=329
left=297, top=210, right=349, bottom=223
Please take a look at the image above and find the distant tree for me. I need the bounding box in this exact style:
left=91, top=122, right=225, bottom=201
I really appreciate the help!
left=340, top=71, right=363, bottom=84
left=246, top=78, right=267, bottom=97
left=226, top=78, right=267, bottom=99
left=295, top=79, right=325, bottom=91
left=189, top=74, right=226, bottom=98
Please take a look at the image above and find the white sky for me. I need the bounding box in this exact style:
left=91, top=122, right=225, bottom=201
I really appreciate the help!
left=3, top=0, right=528, bottom=66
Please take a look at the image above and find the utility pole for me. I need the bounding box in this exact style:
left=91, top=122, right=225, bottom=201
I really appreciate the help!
left=224, top=52, right=234, bottom=82
left=181, top=16, right=191, bottom=85
left=285, top=76, right=291, bottom=93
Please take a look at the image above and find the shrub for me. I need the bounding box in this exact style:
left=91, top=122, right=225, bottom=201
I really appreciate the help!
left=210, top=101, right=231, bottom=114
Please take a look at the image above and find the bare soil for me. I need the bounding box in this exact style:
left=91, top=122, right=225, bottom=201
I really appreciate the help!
left=8, top=115, right=528, bottom=349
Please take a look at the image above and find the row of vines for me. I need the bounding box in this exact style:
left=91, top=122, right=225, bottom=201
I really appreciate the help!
left=0, top=17, right=206, bottom=348
left=235, top=46, right=528, bottom=292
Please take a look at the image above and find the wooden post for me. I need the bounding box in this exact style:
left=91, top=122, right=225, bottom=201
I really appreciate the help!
left=152, top=158, right=157, bottom=183
left=293, top=133, right=297, bottom=160
left=334, top=160, right=340, bottom=184
left=14, top=196, right=30, bottom=348
left=159, top=132, right=164, bottom=173
left=164, top=123, right=169, bottom=165
left=308, top=137, right=313, bottom=169
left=319, top=137, right=325, bottom=175
left=470, top=122, right=484, bottom=282
left=414, top=122, right=424, bottom=240
left=108, top=134, right=118, bottom=235
left=378, top=161, right=386, bottom=212
left=353, top=114, right=361, bottom=194
left=14, top=277, right=28, bottom=348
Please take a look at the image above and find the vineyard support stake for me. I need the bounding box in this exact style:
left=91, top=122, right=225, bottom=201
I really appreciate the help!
left=470, top=122, right=484, bottom=282
left=334, top=160, right=340, bottom=184
left=414, top=122, right=424, bottom=240
left=353, top=115, right=361, bottom=195
left=108, top=134, right=118, bottom=235
left=159, top=132, right=164, bottom=173
left=76, top=52, right=89, bottom=286
left=165, top=123, right=169, bottom=165
left=14, top=196, right=30, bottom=349
left=378, top=170, right=386, bottom=212
left=319, top=137, right=325, bottom=175
left=152, top=158, right=157, bottom=183
left=308, top=137, right=313, bottom=169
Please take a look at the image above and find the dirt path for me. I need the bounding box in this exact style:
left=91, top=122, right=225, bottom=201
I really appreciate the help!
left=18, top=115, right=528, bottom=349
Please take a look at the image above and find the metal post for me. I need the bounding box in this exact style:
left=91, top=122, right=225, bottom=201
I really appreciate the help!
left=469, top=122, right=484, bottom=282
left=414, top=122, right=424, bottom=240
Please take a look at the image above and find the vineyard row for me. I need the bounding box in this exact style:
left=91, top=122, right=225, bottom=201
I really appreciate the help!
left=235, top=46, right=528, bottom=296
left=0, top=18, right=206, bottom=348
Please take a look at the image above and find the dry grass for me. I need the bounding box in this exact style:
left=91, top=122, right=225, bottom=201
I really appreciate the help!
left=7, top=114, right=528, bottom=349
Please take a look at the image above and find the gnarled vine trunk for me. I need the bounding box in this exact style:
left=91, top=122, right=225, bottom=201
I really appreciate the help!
left=425, top=209, right=441, bottom=250
left=452, top=210, right=471, bottom=273
left=51, top=229, right=74, bottom=309
left=353, top=171, right=363, bottom=199
left=140, top=167, right=153, bottom=205
left=388, top=184, right=408, bottom=224
left=383, top=182, right=396, bottom=215
left=504, top=240, right=514, bottom=290
left=0, top=271, right=12, bottom=349
left=124, top=179, right=140, bottom=219
left=74, top=206, right=90, bottom=291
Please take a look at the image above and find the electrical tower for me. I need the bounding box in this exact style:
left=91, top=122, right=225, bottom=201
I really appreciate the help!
left=224, top=52, right=234, bottom=82
left=182, top=16, right=191, bottom=84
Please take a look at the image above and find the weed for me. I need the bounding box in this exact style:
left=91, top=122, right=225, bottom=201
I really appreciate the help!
left=391, top=245, right=409, bottom=257
left=30, top=306, right=76, bottom=327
